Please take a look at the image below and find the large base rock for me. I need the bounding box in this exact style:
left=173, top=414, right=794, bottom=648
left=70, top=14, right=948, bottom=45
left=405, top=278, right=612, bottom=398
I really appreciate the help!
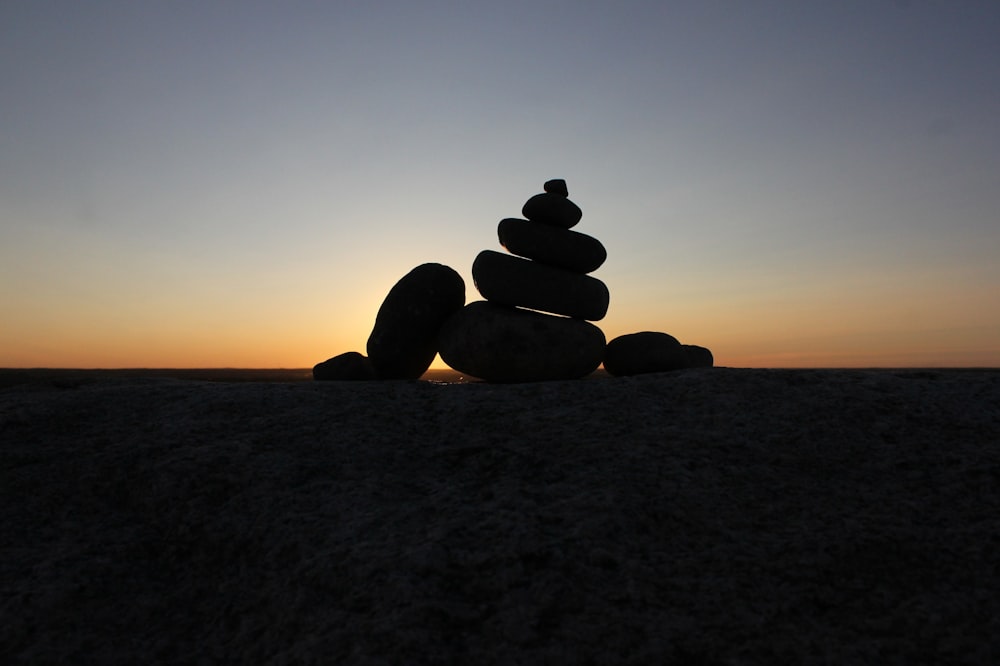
left=439, top=301, right=606, bottom=382
left=604, top=332, right=714, bottom=376
left=367, top=263, right=465, bottom=380
left=472, top=250, right=609, bottom=321
left=313, top=351, right=377, bottom=381
left=498, top=218, right=607, bottom=274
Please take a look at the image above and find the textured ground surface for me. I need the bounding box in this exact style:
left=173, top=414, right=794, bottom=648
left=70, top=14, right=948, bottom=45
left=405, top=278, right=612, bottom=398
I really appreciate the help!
left=2, top=368, right=999, bottom=664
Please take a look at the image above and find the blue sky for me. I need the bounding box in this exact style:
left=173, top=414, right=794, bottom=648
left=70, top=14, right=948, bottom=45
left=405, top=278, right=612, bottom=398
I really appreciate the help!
left=2, top=1, right=998, bottom=368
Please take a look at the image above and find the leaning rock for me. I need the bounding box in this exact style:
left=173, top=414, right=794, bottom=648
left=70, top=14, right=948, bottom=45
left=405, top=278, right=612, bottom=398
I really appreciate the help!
left=472, top=250, right=609, bottom=321
left=498, top=218, right=607, bottom=274
left=313, top=351, right=377, bottom=381
left=439, top=301, right=606, bottom=382
left=683, top=344, right=714, bottom=368
left=521, top=192, right=583, bottom=229
left=604, top=331, right=688, bottom=376
left=367, top=263, right=465, bottom=380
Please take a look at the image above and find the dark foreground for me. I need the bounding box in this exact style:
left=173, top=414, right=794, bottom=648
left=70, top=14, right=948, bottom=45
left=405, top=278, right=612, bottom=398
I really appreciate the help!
left=2, top=369, right=998, bottom=664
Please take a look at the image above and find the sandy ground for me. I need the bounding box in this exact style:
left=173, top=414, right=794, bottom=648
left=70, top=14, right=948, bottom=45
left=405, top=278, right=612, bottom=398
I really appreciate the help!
left=2, top=368, right=999, bottom=664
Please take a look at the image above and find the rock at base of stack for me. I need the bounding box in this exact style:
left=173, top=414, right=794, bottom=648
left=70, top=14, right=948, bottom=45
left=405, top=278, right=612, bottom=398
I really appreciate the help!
left=366, top=263, right=465, bottom=380
left=604, top=331, right=714, bottom=376
left=439, top=301, right=606, bottom=382
left=313, top=351, right=377, bottom=381
left=472, top=250, right=609, bottom=321
left=498, top=218, right=607, bottom=273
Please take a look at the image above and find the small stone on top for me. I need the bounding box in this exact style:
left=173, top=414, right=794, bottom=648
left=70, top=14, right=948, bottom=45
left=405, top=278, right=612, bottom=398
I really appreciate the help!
left=544, top=179, right=569, bottom=197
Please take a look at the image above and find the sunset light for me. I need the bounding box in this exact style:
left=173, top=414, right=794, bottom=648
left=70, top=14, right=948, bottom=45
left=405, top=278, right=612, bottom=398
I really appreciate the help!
left=2, top=2, right=998, bottom=370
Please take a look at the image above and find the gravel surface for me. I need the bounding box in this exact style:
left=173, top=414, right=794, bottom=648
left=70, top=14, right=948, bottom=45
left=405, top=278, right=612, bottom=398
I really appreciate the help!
left=2, top=369, right=999, bottom=664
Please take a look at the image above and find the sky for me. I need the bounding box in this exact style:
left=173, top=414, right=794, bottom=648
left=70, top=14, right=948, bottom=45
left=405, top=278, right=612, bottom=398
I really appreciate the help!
left=2, top=1, right=999, bottom=369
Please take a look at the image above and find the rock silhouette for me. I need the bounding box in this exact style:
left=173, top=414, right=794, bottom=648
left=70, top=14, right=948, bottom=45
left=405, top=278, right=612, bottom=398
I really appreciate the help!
left=604, top=332, right=715, bottom=376
left=683, top=344, right=715, bottom=369
left=472, top=250, right=609, bottom=321
left=314, top=180, right=714, bottom=381
left=366, top=263, right=465, bottom=380
left=498, top=218, right=606, bottom=273
left=604, top=332, right=687, bottom=376
left=543, top=177, right=569, bottom=196
left=313, top=351, right=377, bottom=381
left=440, top=181, right=608, bottom=382
left=521, top=178, right=582, bottom=228
left=439, top=301, right=606, bottom=382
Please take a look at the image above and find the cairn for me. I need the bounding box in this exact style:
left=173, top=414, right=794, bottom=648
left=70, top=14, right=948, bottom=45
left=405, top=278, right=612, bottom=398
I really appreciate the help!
left=438, top=180, right=608, bottom=382
left=314, top=179, right=714, bottom=381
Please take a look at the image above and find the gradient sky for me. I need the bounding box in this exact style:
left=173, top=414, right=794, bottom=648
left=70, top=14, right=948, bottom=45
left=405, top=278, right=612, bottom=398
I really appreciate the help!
left=2, top=1, right=999, bottom=369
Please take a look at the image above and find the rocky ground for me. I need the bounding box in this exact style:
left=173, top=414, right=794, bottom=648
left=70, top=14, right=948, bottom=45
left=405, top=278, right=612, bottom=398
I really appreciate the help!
left=2, top=368, right=999, bottom=664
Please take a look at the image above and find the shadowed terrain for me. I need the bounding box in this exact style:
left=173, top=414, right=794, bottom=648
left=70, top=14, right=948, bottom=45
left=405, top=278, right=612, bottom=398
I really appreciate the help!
left=2, top=369, right=998, bottom=663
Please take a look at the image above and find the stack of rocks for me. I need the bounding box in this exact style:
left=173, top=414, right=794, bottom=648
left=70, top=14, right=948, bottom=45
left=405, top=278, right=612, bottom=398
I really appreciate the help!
left=314, top=180, right=715, bottom=381
left=439, top=180, right=608, bottom=382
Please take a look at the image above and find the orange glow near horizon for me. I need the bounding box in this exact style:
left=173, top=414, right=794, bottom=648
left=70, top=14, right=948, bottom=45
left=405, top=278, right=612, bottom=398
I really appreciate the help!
left=3, top=247, right=999, bottom=370
left=2, top=228, right=998, bottom=371
left=3, top=314, right=997, bottom=370
left=3, top=257, right=998, bottom=369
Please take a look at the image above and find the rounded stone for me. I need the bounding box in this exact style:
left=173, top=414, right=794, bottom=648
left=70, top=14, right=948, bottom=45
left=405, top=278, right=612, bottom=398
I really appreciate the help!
left=498, top=218, right=607, bottom=274
left=521, top=192, right=583, bottom=229
left=544, top=179, right=569, bottom=196
left=472, top=250, right=609, bottom=321
left=439, top=301, right=606, bottom=382
left=367, top=263, right=465, bottom=380
left=683, top=344, right=715, bottom=368
left=604, top=331, right=689, bottom=376
left=313, top=351, right=377, bottom=381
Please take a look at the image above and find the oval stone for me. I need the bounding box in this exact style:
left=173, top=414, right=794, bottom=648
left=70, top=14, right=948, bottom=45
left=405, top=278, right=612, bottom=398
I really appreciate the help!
left=472, top=250, right=609, bottom=321
left=604, top=331, right=689, bottom=376
left=367, top=263, right=465, bottom=380
left=439, top=301, right=606, bottom=382
left=683, top=344, right=715, bottom=368
left=498, top=218, right=607, bottom=274
left=521, top=192, right=583, bottom=229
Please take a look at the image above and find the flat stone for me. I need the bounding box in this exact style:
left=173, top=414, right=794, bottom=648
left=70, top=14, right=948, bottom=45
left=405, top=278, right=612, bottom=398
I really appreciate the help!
left=472, top=250, right=609, bottom=321
left=439, top=301, right=606, bottom=382
left=367, top=263, right=465, bottom=380
left=313, top=352, right=377, bottom=381
left=521, top=192, right=583, bottom=229
left=498, top=218, right=607, bottom=274
left=604, top=331, right=689, bottom=376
